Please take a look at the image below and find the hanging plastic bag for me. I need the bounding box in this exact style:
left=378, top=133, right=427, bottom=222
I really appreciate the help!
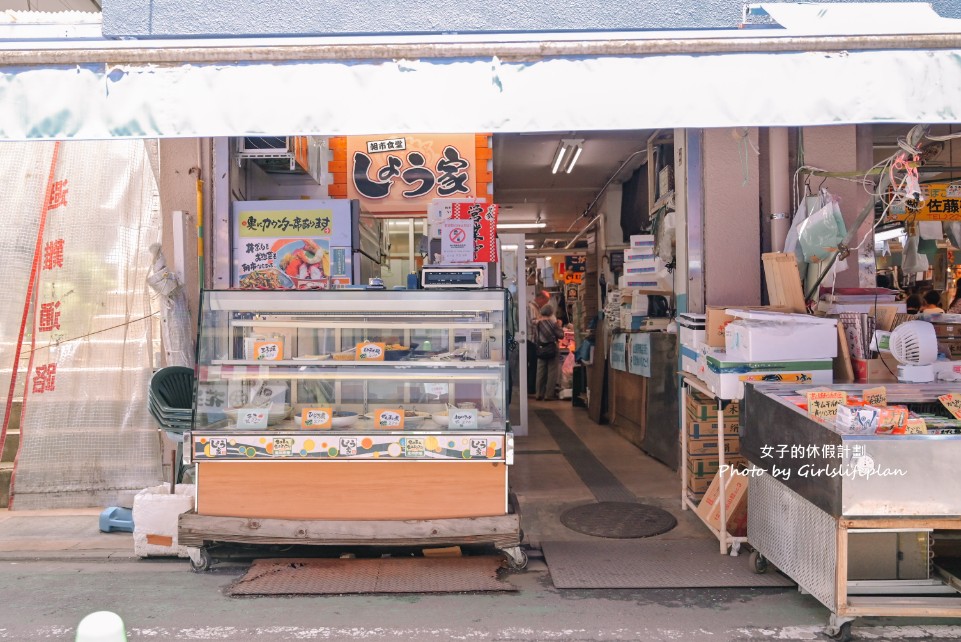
left=901, top=233, right=929, bottom=275
left=918, top=221, right=944, bottom=241
left=798, top=196, right=847, bottom=263
left=946, top=222, right=961, bottom=249
left=561, top=351, right=575, bottom=387
left=657, top=209, right=676, bottom=263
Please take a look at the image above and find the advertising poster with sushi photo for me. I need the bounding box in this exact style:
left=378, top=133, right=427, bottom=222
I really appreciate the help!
left=232, top=200, right=354, bottom=289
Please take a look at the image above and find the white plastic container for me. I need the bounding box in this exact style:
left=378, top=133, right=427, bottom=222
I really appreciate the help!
left=725, top=311, right=837, bottom=361
left=132, top=484, right=196, bottom=558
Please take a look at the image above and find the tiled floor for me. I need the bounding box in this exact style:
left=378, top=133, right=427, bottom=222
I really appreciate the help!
left=513, top=398, right=712, bottom=547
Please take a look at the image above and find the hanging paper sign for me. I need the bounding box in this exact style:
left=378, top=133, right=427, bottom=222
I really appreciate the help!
left=301, top=407, right=333, bottom=429
left=236, top=408, right=269, bottom=430
left=440, top=219, right=474, bottom=263
left=356, top=342, right=386, bottom=361
left=450, top=408, right=478, bottom=429
left=863, top=386, right=887, bottom=407
left=450, top=202, right=499, bottom=263
left=424, top=383, right=449, bottom=397
left=611, top=334, right=627, bottom=371
left=628, top=334, right=652, bottom=377
left=253, top=340, right=283, bottom=361
left=374, top=408, right=405, bottom=429
left=806, top=390, right=848, bottom=419
left=939, top=394, right=961, bottom=420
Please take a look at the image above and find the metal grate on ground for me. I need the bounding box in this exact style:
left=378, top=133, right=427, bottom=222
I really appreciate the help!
left=227, top=556, right=517, bottom=596
left=541, top=539, right=795, bottom=589
left=560, top=501, right=677, bottom=539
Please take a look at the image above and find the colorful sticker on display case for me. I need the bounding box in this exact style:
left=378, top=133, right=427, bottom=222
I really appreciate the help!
left=450, top=408, right=478, bottom=429
left=194, top=433, right=505, bottom=460
left=236, top=409, right=269, bottom=429
left=405, top=437, right=426, bottom=457
left=253, top=340, right=283, bottom=361
left=939, top=394, right=961, bottom=420
left=356, top=342, right=386, bottom=361
left=373, top=408, right=405, bottom=429
left=739, top=372, right=814, bottom=383
left=272, top=437, right=296, bottom=457
left=864, top=386, right=887, bottom=407
left=302, top=407, right=333, bottom=429
left=806, top=390, right=848, bottom=420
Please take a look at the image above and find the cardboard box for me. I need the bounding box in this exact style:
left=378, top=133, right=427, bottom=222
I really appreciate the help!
left=933, top=322, right=961, bottom=340
left=687, top=454, right=745, bottom=477
left=696, top=468, right=749, bottom=537
left=687, top=435, right=740, bottom=455
left=686, top=418, right=740, bottom=439
left=687, top=474, right=714, bottom=494
left=686, top=392, right=740, bottom=420
left=852, top=354, right=900, bottom=383
left=938, top=339, right=961, bottom=359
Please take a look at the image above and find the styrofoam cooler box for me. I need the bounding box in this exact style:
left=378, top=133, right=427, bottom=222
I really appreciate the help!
left=625, top=248, right=656, bottom=261
left=697, top=345, right=726, bottom=385
left=725, top=310, right=837, bottom=361
left=133, top=484, right=196, bottom=558
left=678, top=313, right=707, bottom=348
left=681, top=343, right=699, bottom=374
left=623, top=259, right=658, bottom=276
left=704, top=354, right=833, bottom=400
left=629, top=234, right=656, bottom=251
left=631, top=294, right=650, bottom=315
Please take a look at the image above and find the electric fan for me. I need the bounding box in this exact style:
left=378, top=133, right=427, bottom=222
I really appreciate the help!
left=889, top=320, right=938, bottom=383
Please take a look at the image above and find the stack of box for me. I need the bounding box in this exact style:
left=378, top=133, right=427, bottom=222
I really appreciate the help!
left=685, top=390, right=743, bottom=502
left=678, top=313, right=705, bottom=375
left=623, top=235, right=670, bottom=292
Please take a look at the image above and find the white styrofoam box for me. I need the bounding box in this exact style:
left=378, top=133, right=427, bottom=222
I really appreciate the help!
left=704, top=354, right=834, bottom=400
left=680, top=343, right=699, bottom=375
left=624, top=261, right=657, bottom=277
left=725, top=316, right=838, bottom=361
left=624, top=273, right=672, bottom=291
left=678, top=313, right=707, bottom=349
left=629, top=234, right=656, bottom=250
left=618, top=274, right=626, bottom=289
left=133, top=484, right=196, bottom=558
left=696, top=345, right=726, bottom=387
left=817, top=300, right=907, bottom=315
left=625, top=248, right=656, bottom=262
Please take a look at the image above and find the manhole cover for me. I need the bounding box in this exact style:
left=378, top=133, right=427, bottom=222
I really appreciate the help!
left=560, top=502, right=677, bottom=538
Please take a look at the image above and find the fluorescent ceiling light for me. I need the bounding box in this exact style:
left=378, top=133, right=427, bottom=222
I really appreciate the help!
left=526, top=243, right=535, bottom=249
left=551, top=138, right=584, bottom=175
left=497, top=222, right=547, bottom=229
left=501, top=244, right=518, bottom=250
left=875, top=227, right=905, bottom=242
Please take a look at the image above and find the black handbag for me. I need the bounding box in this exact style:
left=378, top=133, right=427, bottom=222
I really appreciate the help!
left=535, top=320, right=559, bottom=359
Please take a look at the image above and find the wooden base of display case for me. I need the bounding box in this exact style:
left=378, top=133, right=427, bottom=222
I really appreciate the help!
left=195, top=460, right=508, bottom=521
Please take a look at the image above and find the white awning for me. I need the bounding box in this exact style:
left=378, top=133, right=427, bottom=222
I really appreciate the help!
left=2, top=43, right=961, bottom=139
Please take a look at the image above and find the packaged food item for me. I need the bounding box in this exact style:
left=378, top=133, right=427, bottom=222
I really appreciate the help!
left=835, top=405, right=880, bottom=434
left=874, top=405, right=909, bottom=434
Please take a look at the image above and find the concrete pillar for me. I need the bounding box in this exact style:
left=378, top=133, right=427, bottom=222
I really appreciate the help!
left=703, top=127, right=761, bottom=307
left=799, top=125, right=875, bottom=288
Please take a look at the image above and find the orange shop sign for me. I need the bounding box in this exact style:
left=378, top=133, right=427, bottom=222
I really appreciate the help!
left=346, top=133, right=478, bottom=213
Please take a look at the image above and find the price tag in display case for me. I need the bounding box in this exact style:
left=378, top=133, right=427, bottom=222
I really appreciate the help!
left=374, top=408, right=405, bottom=429
left=253, top=340, right=283, bottom=361
left=450, top=408, right=478, bottom=429
left=236, top=408, right=269, bottom=429
left=424, top=383, right=449, bottom=398
left=806, top=390, right=847, bottom=420
left=864, top=386, right=887, bottom=407
left=356, top=342, right=386, bottom=361
left=939, top=394, right=961, bottom=420
left=301, top=407, right=333, bottom=429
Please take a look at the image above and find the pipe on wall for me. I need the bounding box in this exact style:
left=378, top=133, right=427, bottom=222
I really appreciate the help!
left=768, top=127, right=790, bottom=252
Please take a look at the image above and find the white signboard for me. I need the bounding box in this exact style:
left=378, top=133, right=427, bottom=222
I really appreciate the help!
left=440, top=219, right=474, bottom=263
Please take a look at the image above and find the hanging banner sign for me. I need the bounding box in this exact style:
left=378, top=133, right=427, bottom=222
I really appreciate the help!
left=347, top=133, right=478, bottom=213
left=611, top=334, right=627, bottom=371
left=891, top=183, right=961, bottom=222
left=232, top=199, right=354, bottom=289
left=450, top=202, right=499, bottom=263
left=628, top=334, right=652, bottom=377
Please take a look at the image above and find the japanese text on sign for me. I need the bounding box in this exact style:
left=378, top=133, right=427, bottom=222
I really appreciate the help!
left=450, top=409, right=478, bottom=429
left=864, top=386, right=887, bottom=407
left=240, top=211, right=333, bottom=237
left=302, top=407, right=332, bottom=429
left=404, top=437, right=425, bottom=457
left=237, top=409, right=268, bottom=430
left=272, top=438, right=295, bottom=457
left=893, top=183, right=961, bottom=222
left=806, top=390, right=848, bottom=419
left=352, top=145, right=471, bottom=200
left=32, top=363, right=57, bottom=394
left=374, top=409, right=405, bottom=429
left=940, top=394, right=961, bottom=420
left=253, top=341, right=283, bottom=361
left=356, top=342, right=386, bottom=361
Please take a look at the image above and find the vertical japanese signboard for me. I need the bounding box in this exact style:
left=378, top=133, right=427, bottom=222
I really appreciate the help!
left=450, top=202, right=499, bottom=263
left=232, top=199, right=354, bottom=289
left=346, top=134, right=478, bottom=214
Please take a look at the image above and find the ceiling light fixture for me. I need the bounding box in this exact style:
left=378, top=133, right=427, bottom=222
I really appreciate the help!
left=551, top=138, right=585, bottom=175
left=497, top=222, right=547, bottom=229
left=875, top=226, right=906, bottom=243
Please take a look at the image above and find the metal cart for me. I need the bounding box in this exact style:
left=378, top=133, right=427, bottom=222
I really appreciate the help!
left=742, top=383, right=961, bottom=641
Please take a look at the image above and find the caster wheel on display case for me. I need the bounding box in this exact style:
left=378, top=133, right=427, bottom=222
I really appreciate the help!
left=502, top=546, right=528, bottom=570
left=827, top=616, right=855, bottom=642
left=188, top=547, right=211, bottom=573
left=749, top=550, right=768, bottom=574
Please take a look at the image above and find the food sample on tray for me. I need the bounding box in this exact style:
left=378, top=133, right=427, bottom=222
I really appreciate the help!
left=239, top=268, right=289, bottom=290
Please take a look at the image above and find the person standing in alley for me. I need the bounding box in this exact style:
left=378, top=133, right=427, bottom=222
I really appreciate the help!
left=527, top=289, right=550, bottom=394
left=535, top=304, right=564, bottom=401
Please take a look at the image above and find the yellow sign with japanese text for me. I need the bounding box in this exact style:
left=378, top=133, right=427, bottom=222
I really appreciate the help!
left=892, top=183, right=961, bottom=222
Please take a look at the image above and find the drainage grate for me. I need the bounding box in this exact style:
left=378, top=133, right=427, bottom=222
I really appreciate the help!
left=560, top=501, right=677, bottom=539
left=227, top=556, right=516, bottom=596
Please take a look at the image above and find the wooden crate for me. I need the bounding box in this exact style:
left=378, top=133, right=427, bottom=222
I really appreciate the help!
left=762, top=252, right=807, bottom=313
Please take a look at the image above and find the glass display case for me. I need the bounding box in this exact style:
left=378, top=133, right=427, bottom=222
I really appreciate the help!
left=188, top=289, right=511, bottom=462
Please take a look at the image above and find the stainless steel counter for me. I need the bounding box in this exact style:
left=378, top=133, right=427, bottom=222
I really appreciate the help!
left=742, top=383, right=961, bottom=518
